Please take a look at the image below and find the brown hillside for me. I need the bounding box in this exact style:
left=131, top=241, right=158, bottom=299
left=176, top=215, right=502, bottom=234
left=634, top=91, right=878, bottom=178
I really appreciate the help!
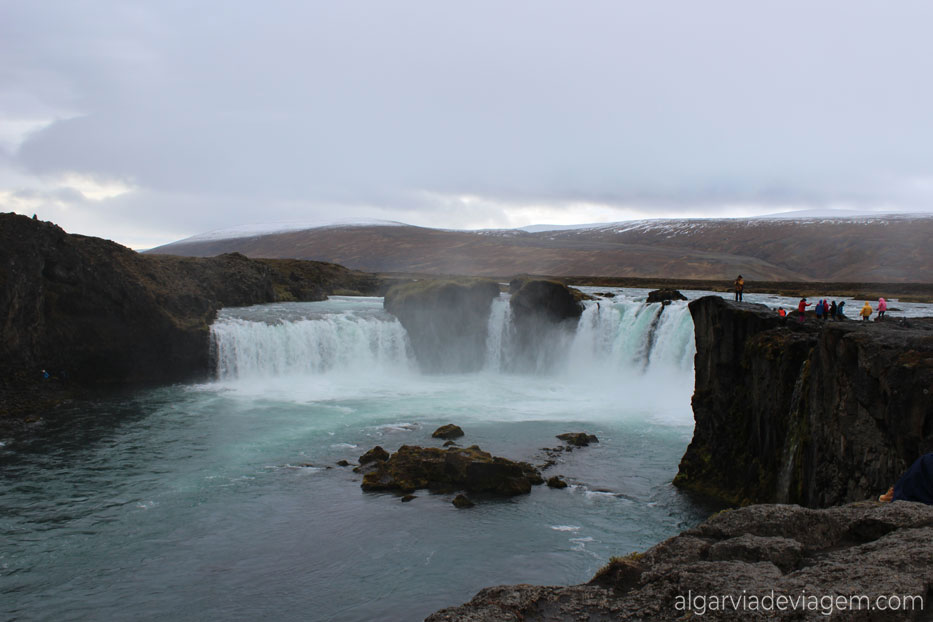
left=149, top=215, right=933, bottom=282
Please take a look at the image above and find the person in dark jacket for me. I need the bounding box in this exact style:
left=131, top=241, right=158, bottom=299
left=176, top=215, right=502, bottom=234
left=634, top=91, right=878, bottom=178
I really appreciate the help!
left=879, top=453, right=933, bottom=504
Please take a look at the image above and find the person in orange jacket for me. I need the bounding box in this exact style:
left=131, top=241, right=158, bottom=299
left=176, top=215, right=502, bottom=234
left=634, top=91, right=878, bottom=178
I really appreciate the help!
left=860, top=301, right=873, bottom=321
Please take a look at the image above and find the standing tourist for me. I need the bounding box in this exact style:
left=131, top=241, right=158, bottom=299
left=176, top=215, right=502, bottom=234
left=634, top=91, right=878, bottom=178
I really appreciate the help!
left=860, top=301, right=873, bottom=321
left=797, top=298, right=811, bottom=322
left=734, top=275, right=745, bottom=302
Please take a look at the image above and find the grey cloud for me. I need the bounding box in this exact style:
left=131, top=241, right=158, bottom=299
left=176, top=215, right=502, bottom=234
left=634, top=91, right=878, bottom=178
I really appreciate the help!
left=4, top=0, right=933, bottom=242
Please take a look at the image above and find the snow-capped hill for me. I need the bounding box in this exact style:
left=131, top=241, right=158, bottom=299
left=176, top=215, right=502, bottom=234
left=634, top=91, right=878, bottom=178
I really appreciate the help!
left=177, top=218, right=406, bottom=243
left=148, top=213, right=933, bottom=282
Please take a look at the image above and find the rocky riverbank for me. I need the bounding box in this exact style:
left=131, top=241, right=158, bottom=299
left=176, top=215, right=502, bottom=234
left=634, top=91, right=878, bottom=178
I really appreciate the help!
left=427, top=500, right=933, bottom=621
left=0, top=213, right=384, bottom=430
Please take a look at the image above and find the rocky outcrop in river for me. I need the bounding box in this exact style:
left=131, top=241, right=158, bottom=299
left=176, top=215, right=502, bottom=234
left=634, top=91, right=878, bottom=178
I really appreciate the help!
left=676, top=296, right=933, bottom=507
left=358, top=444, right=543, bottom=496
left=506, top=279, right=587, bottom=371
left=383, top=279, right=500, bottom=373
left=0, top=213, right=382, bottom=421
left=428, top=500, right=933, bottom=621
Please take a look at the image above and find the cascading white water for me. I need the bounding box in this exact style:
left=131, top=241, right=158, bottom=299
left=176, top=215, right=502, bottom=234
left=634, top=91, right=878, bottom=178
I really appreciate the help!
left=483, top=296, right=513, bottom=372
left=211, top=295, right=695, bottom=380
left=211, top=299, right=414, bottom=379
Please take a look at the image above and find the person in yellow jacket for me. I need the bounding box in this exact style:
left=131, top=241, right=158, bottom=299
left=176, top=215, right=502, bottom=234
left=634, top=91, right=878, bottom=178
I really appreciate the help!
left=859, top=301, right=873, bottom=321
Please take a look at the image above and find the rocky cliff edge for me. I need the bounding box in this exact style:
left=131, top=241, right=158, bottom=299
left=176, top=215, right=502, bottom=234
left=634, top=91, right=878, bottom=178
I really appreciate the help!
left=677, top=296, right=933, bottom=508
left=428, top=501, right=933, bottom=621
left=0, top=213, right=383, bottom=424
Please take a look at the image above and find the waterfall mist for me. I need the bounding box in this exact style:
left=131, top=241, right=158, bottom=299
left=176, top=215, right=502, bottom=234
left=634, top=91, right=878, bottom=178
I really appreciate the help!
left=210, top=295, right=696, bottom=425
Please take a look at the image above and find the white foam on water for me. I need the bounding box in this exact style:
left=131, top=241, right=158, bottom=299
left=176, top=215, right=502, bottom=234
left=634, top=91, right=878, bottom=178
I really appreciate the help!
left=207, top=296, right=698, bottom=428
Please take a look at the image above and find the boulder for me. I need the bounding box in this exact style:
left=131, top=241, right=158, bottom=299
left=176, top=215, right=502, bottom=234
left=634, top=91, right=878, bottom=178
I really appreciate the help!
left=646, top=289, right=687, bottom=304
left=359, top=446, right=390, bottom=465
left=452, top=494, right=475, bottom=508
left=432, top=424, right=465, bottom=439
left=546, top=476, right=568, bottom=489
left=383, top=279, right=500, bottom=373
left=557, top=432, right=599, bottom=447
left=360, top=444, right=542, bottom=496
left=508, top=279, right=585, bottom=323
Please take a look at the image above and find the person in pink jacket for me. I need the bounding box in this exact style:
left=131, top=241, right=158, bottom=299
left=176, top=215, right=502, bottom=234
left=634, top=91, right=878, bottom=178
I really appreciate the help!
left=878, top=297, right=888, bottom=319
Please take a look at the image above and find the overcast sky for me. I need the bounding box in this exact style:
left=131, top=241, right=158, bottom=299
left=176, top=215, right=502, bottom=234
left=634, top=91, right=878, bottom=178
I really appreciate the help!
left=2, top=1, right=933, bottom=248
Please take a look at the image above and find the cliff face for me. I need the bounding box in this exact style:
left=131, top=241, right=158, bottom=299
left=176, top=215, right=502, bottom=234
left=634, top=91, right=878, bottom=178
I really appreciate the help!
left=383, top=279, right=500, bottom=373
left=382, top=278, right=588, bottom=373
left=507, top=278, right=586, bottom=372
left=676, top=296, right=933, bottom=507
left=0, top=213, right=382, bottom=406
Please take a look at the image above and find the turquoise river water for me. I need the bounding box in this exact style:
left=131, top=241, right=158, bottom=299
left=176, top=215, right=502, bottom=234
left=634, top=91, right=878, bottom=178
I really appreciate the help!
left=6, top=289, right=927, bottom=621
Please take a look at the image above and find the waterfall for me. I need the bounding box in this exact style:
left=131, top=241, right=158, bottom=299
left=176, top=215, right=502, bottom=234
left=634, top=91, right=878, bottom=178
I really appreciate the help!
left=483, top=296, right=513, bottom=372
left=211, top=301, right=414, bottom=380
left=210, top=296, right=695, bottom=380
left=567, top=299, right=695, bottom=374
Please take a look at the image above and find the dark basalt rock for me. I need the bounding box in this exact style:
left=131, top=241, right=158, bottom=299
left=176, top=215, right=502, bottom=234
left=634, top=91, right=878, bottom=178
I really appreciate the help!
left=452, top=494, right=475, bottom=509
left=508, top=278, right=585, bottom=323
left=676, top=295, right=933, bottom=508
left=427, top=501, right=933, bottom=621
left=546, top=476, right=568, bottom=489
left=0, top=213, right=383, bottom=425
left=507, top=279, right=587, bottom=371
left=646, top=288, right=687, bottom=304
left=383, top=279, right=500, bottom=373
left=358, top=446, right=390, bottom=465
left=432, top=424, right=465, bottom=439
left=360, top=444, right=542, bottom=497
left=557, top=432, right=599, bottom=447
left=400, top=494, right=417, bottom=503
left=335, top=460, right=351, bottom=467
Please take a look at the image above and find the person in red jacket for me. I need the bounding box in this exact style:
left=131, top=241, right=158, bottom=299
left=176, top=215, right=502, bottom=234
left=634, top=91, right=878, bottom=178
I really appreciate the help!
left=797, top=297, right=811, bottom=322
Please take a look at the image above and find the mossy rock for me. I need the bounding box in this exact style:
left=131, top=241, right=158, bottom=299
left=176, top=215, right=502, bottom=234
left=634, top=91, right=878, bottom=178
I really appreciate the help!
left=359, top=444, right=542, bottom=496
left=556, top=432, right=598, bottom=447
left=359, top=446, right=390, bottom=465
left=452, top=494, right=475, bottom=508
left=432, top=424, right=465, bottom=439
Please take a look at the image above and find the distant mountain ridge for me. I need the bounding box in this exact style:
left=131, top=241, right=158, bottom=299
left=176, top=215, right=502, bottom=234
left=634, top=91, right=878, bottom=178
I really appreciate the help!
left=149, top=213, right=933, bottom=282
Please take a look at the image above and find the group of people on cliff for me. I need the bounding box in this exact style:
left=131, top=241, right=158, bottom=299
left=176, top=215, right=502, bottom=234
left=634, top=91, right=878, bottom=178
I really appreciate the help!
left=790, top=298, right=846, bottom=322
left=781, top=297, right=889, bottom=322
